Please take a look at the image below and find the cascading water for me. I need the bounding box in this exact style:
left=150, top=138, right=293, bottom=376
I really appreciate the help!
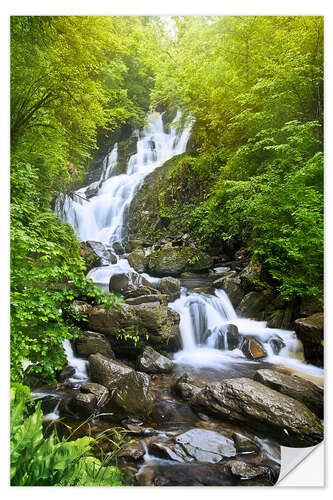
left=170, top=289, right=324, bottom=380
left=58, top=111, right=192, bottom=245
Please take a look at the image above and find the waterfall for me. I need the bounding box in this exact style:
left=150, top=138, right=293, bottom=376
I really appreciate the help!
left=58, top=112, right=192, bottom=245
left=169, top=289, right=324, bottom=378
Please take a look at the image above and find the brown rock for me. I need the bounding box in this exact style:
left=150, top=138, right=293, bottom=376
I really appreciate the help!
left=295, top=313, right=324, bottom=367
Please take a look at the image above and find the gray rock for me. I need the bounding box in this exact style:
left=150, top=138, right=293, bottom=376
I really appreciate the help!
left=79, top=242, right=101, bottom=273
left=190, top=377, right=323, bottom=446
left=127, top=248, right=148, bottom=273
left=147, top=247, right=213, bottom=276
left=86, top=240, right=115, bottom=265
left=116, top=441, right=146, bottom=460
left=157, top=276, right=181, bottom=302
left=137, top=346, right=174, bottom=374
left=295, top=313, right=324, bottom=367
left=173, top=373, right=202, bottom=401
left=109, top=271, right=157, bottom=298
left=232, top=433, right=260, bottom=453
left=254, top=369, right=323, bottom=418
left=125, top=295, right=162, bottom=306
left=237, top=290, right=275, bottom=320
left=112, top=241, right=125, bottom=255
left=68, top=392, right=97, bottom=418
left=89, top=353, right=133, bottom=391
left=175, top=429, right=236, bottom=462
left=228, top=461, right=269, bottom=480
left=113, top=371, right=156, bottom=417
left=214, top=276, right=245, bottom=308
left=80, top=382, right=110, bottom=408
left=267, top=335, right=286, bottom=355
left=75, top=331, right=115, bottom=359
left=214, top=324, right=240, bottom=351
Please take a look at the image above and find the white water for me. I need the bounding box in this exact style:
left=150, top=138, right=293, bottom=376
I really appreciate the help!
left=58, top=112, right=192, bottom=245
left=170, top=289, right=324, bottom=380
left=62, top=340, right=89, bottom=383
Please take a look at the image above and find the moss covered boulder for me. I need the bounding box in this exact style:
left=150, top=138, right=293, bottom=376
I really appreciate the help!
left=147, top=246, right=213, bottom=276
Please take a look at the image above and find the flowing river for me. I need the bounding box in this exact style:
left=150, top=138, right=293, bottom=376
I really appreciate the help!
left=52, top=111, right=324, bottom=485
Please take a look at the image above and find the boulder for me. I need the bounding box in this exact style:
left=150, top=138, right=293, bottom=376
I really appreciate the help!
left=149, top=429, right=236, bottom=464
left=113, top=371, right=156, bottom=417
left=267, top=335, right=286, bottom=355
left=299, top=296, right=323, bottom=317
left=237, top=290, right=275, bottom=320
left=125, top=239, right=146, bottom=253
left=86, top=240, right=116, bottom=265
left=239, top=261, right=262, bottom=292
left=67, top=392, right=97, bottom=418
left=127, top=248, right=148, bottom=273
left=241, top=337, right=267, bottom=360
left=87, top=302, right=180, bottom=352
left=266, top=309, right=293, bottom=330
left=295, top=313, right=324, bottom=367
left=254, top=369, right=323, bottom=418
left=58, top=364, right=76, bottom=382
left=85, top=181, right=99, bottom=199
left=137, top=346, right=174, bottom=374
left=157, top=276, right=181, bottom=302
left=214, top=324, right=240, bottom=351
left=89, top=353, right=133, bottom=391
left=213, top=277, right=245, bottom=308
left=147, top=247, right=213, bottom=276
left=228, top=461, right=270, bottom=480
left=79, top=242, right=101, bottom=273
left=125, top=295, right=162, bottom=306
left=80, top=382, right=110, bottom=408
left=190, top=378, right=323, bottom=446
left=116, top=441, right=146, bottom=461
left=109, top=271, right=157, bottom=298
left=112, top=241, right=125, bottom=255
left=75, top=331, right=115, bottom=359
left=232, top=433, right=260, bottom=453
left=212, top=272, right=236, bottom=286
left=70, top=300, right=93, bottom=318
left=173, top=373, right=202, bottom=401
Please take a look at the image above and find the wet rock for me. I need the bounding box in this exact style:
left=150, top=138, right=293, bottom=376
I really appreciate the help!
left=87, top=302, right=180, bottom=352
left=295, top=313, right=324, bottom=367
left=157, top=276, right=181, bottom=302
left=149, top=429, right=236, bottom=464
left=75, top=331, right=115, bottom=359
left=125, top=295, right=162, bottom=306
left=214, top=277, right=245, bottom=308
left=212, top=272, right=236, bottom=286
left=86, top=240, right=116, bottom=265
left=254, top=369, right=323, bottom=418
left=239, top=262, right=262, bottom=292
left=85, top=181, right=99, bottom=199
left=68, top=392, right=97, bottom=418
left=232, top=433, right=260, bottom=453
left=79, top=242, right=101, bottom=273
left=266, top=309, right=293, bottom=330
left=137, top=346, right=174, bottom=374
left=147, top=247, right=213, bottom=276
left=173, top=373, right=202, bottom=400
left=112, top=241, right=124, bottom=255
left=89, top=353, right=133, bottom=391
left=267, top=335, right=286, bottom=355
left=109, top=271, right=158, bottom=299
left=237, top=290, right=275, bottom=320
left=136, top=467, right=155, bottom=486
left=81, top=382, right=110, bottom=408
left=116, top=441, right=146, bottom=461
left=228, top=461, right=269, bottom=480
left=215, top=324, right=240, bottom=351
left=127, top=248, right=148, bottom=273
left=125, top=239, right=146, bottom=253
left=149, top=440, right=190, bottom=463
left=241, top=337, right=267, bottom=360
left=299, top=296, right=323, bottom=317
left=176, top=429, right=236, bottom=462
left=58, top=364, right=75, bottom=382
left=190, top=377, right=323, bottom=446
left=113, top=371, right=156, bottom=417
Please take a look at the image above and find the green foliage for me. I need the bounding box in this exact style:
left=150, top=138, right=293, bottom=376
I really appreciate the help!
left=151, top=16, right=323, bottom=300
left=10, top=387, right=123, bottom=486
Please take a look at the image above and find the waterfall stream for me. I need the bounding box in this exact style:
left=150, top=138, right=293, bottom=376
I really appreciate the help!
left=57, top=111, right=323, bottom=383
